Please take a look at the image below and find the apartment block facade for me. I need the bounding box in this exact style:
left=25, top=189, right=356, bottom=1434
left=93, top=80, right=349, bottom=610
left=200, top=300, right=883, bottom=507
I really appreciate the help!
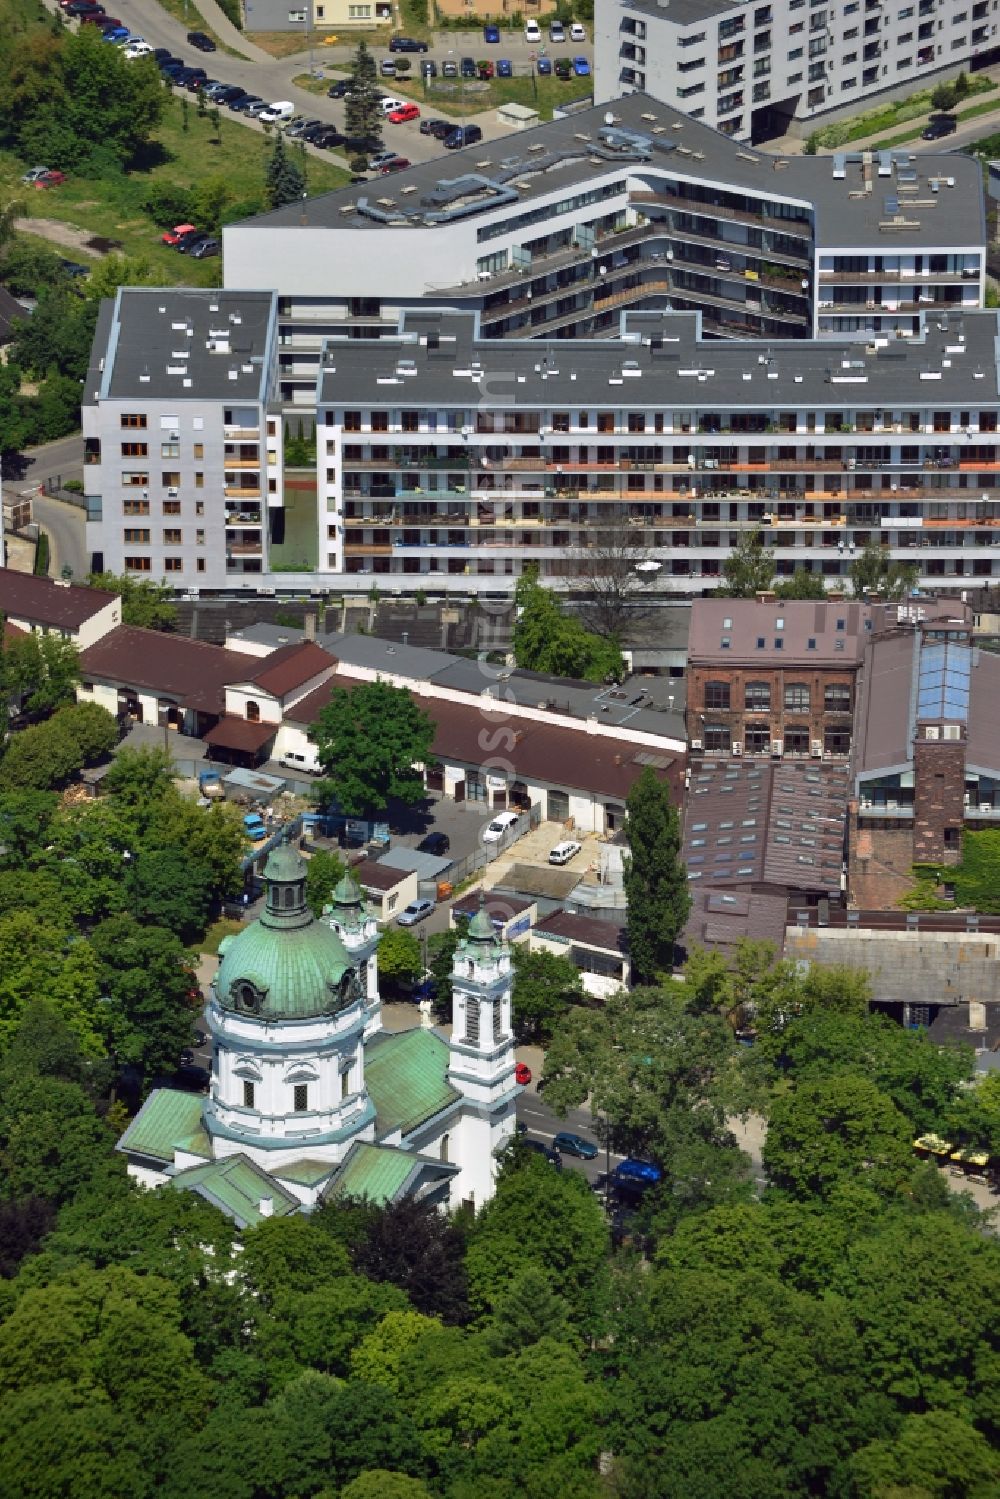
left=82, top=290, right=284, bottom=589
left=221, top=96, right=984, bottom=405
left=595, top=0, right=1000, bottom=143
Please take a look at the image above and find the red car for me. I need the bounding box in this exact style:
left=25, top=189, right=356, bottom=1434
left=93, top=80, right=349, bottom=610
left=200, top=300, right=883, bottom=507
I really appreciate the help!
left=161, top=222, right=197, bottom=245
left=477, top=59, right=494, bottom=79
left=388, top=102, right=420, bottom=123
left=378, top=157, right=411, bottom=174
left=515, top=1062, right=532, bottom=1086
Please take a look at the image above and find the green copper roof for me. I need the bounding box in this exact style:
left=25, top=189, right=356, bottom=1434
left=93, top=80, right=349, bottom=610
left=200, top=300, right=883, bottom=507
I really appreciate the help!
left=117, top=1088, right=205, bottom=1164
left=365, top=1028, right=460, bottom=1137
left=325, top=1142, right=422, bottom=1205
left=467, top=896, right=498, bottom=944
left=332, top=869, right=363, bottom=907
left=263, top=841, right=308, bottom=884
left=170, top=1154, right=300, bottom=1228
left=273, top=1158, right=338, bottom=1187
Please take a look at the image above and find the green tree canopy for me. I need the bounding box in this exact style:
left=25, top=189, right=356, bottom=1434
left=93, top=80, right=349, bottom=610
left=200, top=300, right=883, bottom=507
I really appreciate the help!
left=377, top=927, right=423, bottom=987
left=304, top=846, right=346, bottom=916
left=722, top=527, right=774, bottom=596
left=0, top=701, right=118, bottom=790
left=0, top=627, right=79, bottom=717
left=264, top=131, right=306, bottom=209
left=512, top=566, right=624, bottom=683
left=311, top=680, right=435, bottom=817
left=850, top=540, right=919, bottom=600
left=345, top=40, right=384, bottom=150
left=511, top=944, right=585, bottom=1044
left=774, top=569, right=828, bottom=599
left=89, top=916, right=200, bottom=1081
left=85, top=573, right=177, bottom=631
left=623, top=766, right=689, bottom=984
left=763, top=1071, right=914, bottom=1200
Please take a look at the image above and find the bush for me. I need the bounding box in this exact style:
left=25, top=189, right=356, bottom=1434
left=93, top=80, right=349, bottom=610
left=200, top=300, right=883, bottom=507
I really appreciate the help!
left=0, top=702, right=119, bottom=790
left=62, top=479, right=84, bottom=494
left=33, top=533, right=50, bottom=577
left=216, top=0, right=242, bottom=26
left=349, top=155, right=368, bottom=174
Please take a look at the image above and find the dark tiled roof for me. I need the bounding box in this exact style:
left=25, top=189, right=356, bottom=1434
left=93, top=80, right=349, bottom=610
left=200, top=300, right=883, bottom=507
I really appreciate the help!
left=289, top=680, right=684, bottom=803
left=79, top=626, right=252, bottom=714
left=535, top=909, right=626, bottom=952
left=453, top=891, right=535, bottom=925
left=238, top=641, right=335, bottom=698
left=682, top=886, right=788, bottom=955
left=203, top=716, right=278, bottom=753
left=1, top=569, right=117, bottom=631
left=688, top=598, right=871, bottom=667
left=353, top=858, right=411, bottom=892
left=684, top=759, right=848, bottom=896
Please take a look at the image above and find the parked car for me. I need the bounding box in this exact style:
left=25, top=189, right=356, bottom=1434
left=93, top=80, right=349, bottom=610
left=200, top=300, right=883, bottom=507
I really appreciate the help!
left=201, top=80, right=229, bottom=99
left=420, top=116, right=447, bottom=135
left=286, top=115, right=316, bottom=136
left=521, top=1137, right=561, bottom=1166
left=573, top=55, right=590, bottom=75
left=379, top=95, right=406, bottom=114
left=101, top=26, right=130, bottom=40
left=524, top=18, right=540, bottom=41
left=172, top=227, right=205, bottom=252
left=553, top=1131, right=599, bottom=1159
left=416, top=831, right=451, bottom=856
left=497, top=57, right=512, bottom=77
left=161, top=221, right=197, bottom=245
left=397, top=896, right=435, bottom=926
left=231, top=94, right=264, bottom=112
left=189, top=236, right=220, bottom=258
left=214, top=84, right=246, bottom=103
left=483, top=22, right=500, bottom=41
left=477, top=59, right=494, bottom=79
left=554, top=57, right=572, bottom=78
left=187, top=29, right=216, bottom=50
left=184, top=72, right=209, bottom=89
left=243, top=813, right=268, bottom=842
left=549, top=20, right=566, bottom=41
left=613, top=1158, right=662, bottom=1186
left=259, top=100, right=295, bottom=124
left=515, top=1061, right=532, bottom=1086
left=328, top=77, right=352, bottom=96
left=388, top=102, right=420, bottom=122
left=369, top=149, right=403, bottom=171
left=421, top=58, right=437, bottom=76
left=922, top=114, right=957, bottom=139
left=243, top=98, right=270, bottom=116
left=482, top=809, right=519, bottom=842
left=152, top=46, right=173, bottom=59
left=569, top=21, right=587, bottom=40
left=313, top=127, right=346, bottom=147
left=442, top=58, right=458, bottom=76
left=536, top=55, right=552, bottom=74
left=378, top=156, right=410, bottom=173
left=389, top=34, right=428, bottom=51
left=380, top=58, right=397, bottom=75
left=59, top=258, right=89, bottom=277
left=21, top=166, right=65, bottom=186
left=549, top=839, right=582, bottom=865
left=460, top=56, right=477, bottom=77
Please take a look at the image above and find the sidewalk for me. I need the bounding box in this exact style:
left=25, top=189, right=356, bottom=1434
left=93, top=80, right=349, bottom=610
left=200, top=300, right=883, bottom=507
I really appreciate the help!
left=197, top=0, right=275, bottom=61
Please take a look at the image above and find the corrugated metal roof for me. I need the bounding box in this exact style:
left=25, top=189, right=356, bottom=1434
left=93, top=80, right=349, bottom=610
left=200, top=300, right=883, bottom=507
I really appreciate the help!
left=365, top=1027, right=459, bottom=1137
left=169, top=1154, right=299, bottom=1227
left=116, top=1087, right=205, bottom=1164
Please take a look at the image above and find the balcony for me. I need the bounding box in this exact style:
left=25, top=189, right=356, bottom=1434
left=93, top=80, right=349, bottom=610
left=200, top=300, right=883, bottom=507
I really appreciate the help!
left=224, top=486, right=262, bottom=498
left=224, top=425, right=260, bottom=439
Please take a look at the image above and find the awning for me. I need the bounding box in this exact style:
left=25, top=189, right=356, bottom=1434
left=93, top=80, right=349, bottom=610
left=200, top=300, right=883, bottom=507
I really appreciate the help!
left=203, top=716, right=277, bottom=754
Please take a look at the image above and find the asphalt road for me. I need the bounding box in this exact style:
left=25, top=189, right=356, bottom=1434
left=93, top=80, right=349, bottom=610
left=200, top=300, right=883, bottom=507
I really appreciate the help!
left=17, top=435, right=89, bottom=579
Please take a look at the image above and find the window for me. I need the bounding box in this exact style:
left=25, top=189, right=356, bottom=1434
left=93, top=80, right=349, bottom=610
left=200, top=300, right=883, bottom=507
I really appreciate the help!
left=246, top=700, right=260, bottom=723
left=195, top=472, right=204, bottom=488
left=745, top=681, right=771, bottom=710
left=164, top=558, right=182, bottom=573
left=705, top=680, right=731, bottom=709
left=785, top=683, right=811, bottom=711
left=465, top=998, right=480, bottom=1044
left=704, top=724, right=731, bottom=752
left=125, top=556, right=151, bottom=572
left=160, top=442, right=179, bottom=459
left=243, top=1081, right=255, bottom=1108
left=163, top=500, right=181, bottom=516
left=193, top=443, right=204, bottom=460
left=163, top=529, right=182, bottom=544
left=121, top=442, right=148, bottom=457
left=121, top=414, right=147, bottom=429
left=123, top=499, right=149, bottom=516
left=162, top=471, right=181, bottom=488
left=123, top=528, right=150, bottom=543
left=824, top=684, right=852, bottom=712
left=293, top=1084, right=309, bottom=1112
left=121, top=472, right=149, bottom=487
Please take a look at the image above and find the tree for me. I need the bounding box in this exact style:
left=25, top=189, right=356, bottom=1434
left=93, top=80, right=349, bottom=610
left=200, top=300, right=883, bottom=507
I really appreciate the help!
left=0, top=910, right=105, bottom=1058
left=849, top=539, right=919, bottom=600
left=572, top=520, right=656, bottom=638
left=264, top=131, right=305, bottom=209
left=85, top=572, right=177, bottom=630
left=774, top=568, right=828, bottom=599
left=311, top=680, right=435, bottom=817
left=722, top=527, right=774, bottom=596
left=344, top=1196, right=471, bottom=1323
left=0, top=629, right=78, bottom=718
left=102, top=745, right=175, bottom=814
left=0, top=789, right=58, bottom=863
left=89, top=916, right=201, bottom=1080
left=427, top=924, right=462, bottom=1017
left=763, top=1071, right=913, bottom=1200
left=622, top=766, right=689, bottom=984
left=0, top=701, right=118, bottom=790
left=852, top=1409, right=1000, bottom=1497
left=305, top=846, right=346, bottom=915
left=513, top=566, right=624, bottom=683
left=345, top=41, right=383, bottom=149
left=377, top=927, right=423, bottom=987
left=511, top=944, right=585, bottom=1044
left=0, top=1070, right=110, bottom=1205
left=123, top=847, right=214, bottom=944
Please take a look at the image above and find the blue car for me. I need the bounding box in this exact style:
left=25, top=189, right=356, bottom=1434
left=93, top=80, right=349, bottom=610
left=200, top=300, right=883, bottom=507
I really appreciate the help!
left=536, top=55, right=552, bottom=74
left=573, top=55, right=590, bottom=76
left=613, top=1158, right=662, bottom=1186
left=483, top=22, right=500, bottom=41
left=102, top=25, right=129, bottom=40
left=497, top=57, right=512, bottom=77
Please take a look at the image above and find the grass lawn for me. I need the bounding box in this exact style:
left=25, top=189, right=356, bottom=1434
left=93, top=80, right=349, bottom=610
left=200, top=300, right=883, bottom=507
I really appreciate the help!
left=150, top=0, right=249, bottom=56
left=291, top=71, right=332, bottom=96
left=200, top=917, right=245, bottom=955
left=873, top=97, right=1000, bottom=152
left=249, top=28, right=345, bottom=57
left=270, top=474, right=319, bottom=572
left=387, top=69, right=581, bottom=121
left=0, top=91, right=349, bottom=285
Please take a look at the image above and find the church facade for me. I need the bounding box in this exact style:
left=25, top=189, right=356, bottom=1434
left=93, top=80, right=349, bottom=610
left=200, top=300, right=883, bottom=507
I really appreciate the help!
left=118, top=844, right=520, bottom=1227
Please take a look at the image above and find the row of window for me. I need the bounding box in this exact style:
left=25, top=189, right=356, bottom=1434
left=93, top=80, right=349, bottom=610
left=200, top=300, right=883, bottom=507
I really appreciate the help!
left=121, top=443, right=205, bottom=459
left=701, top=725, right=852, bottom=753
left=122, top=529, right=207, bottom=544
left=704, top=681, right=853, bottom=711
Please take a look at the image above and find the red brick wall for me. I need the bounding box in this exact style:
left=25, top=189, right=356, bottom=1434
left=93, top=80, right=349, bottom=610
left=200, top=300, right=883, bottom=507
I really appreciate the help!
left=913, top=735, right=966, bottom=865
left=686, top=663, right=858, bottom=752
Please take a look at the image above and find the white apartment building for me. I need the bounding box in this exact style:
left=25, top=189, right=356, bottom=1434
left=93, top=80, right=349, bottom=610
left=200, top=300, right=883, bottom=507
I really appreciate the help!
left=220, top=95, right=984, bottom=404
left=595, top=0, right=1000, bottom=143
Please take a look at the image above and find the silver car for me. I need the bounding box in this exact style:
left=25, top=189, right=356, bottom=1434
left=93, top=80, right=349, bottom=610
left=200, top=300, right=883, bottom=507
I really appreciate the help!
left=397, top=897, right=435, bottom=926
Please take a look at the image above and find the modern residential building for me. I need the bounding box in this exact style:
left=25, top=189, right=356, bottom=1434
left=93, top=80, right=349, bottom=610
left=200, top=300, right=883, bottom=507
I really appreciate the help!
left=220, top=94, right=985, bottom=403
left=82, top=288, right=284, bottom=590
left=311, top=304, right=1000, bottom=597
left=595, top=0, right=1000, bottom=144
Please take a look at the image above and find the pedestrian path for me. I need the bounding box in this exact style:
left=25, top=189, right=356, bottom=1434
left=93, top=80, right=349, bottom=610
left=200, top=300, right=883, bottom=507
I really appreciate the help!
left=196, top=0, right=275, bottom=61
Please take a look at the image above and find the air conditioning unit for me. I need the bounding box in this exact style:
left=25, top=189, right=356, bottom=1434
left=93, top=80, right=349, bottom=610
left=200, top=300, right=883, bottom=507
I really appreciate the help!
left=771, top=740, right=784, bottom=757
left=167, top=486, right=179, bottom=497
left=811, top=740, right=823, bottom=757
left=732, top=741, right=743, bottom=756
left=690, top=738, right=703, bottom=751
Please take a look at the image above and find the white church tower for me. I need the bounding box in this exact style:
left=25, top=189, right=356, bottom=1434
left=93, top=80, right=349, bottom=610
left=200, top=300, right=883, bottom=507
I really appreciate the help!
left=324, top=868, right=383, bottom=1040
left=446, top=896, right=519, bottom=1208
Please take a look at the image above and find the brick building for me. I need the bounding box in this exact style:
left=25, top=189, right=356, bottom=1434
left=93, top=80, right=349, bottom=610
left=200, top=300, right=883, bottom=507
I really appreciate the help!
left=685, top=596, right=871, bottom=759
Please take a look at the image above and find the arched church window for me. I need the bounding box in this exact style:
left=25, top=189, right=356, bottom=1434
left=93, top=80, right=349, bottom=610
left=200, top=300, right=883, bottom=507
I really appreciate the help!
left=284, top=885, right=297, bottom=909
left=293, top=1084, right=308, bottom=1112
left=235, top=981, right=261, bottom=1013
left=246, top=700, right=260, bottom=722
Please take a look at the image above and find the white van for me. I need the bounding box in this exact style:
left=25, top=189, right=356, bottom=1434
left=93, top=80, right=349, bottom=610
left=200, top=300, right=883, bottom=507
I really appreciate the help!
left=482, top=810, right=520, bottom=844
left=259, top=101, right=295, bottom=125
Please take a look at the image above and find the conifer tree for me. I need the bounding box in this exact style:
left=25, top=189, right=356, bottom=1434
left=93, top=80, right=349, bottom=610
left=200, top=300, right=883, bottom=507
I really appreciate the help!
left=346, top=40, right=383, bottom=149
left=264, top=132, right=305, bottom=210
left=623, top=767, right=690, bottom=984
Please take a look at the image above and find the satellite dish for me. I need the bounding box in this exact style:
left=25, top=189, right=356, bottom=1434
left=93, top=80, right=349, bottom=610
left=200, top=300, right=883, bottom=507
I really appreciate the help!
left=605, top=110, right=614, bottom=125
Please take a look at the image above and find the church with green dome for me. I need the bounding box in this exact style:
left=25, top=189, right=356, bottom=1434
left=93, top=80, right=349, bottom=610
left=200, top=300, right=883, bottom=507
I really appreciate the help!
left=118, top=842, right=521, bottom=1225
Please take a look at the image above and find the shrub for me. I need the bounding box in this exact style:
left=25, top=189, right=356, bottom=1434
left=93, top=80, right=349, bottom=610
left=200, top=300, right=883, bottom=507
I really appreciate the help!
left=34, top=533, right=50, bottom=577
left=216, top=0, right=242, bottom=27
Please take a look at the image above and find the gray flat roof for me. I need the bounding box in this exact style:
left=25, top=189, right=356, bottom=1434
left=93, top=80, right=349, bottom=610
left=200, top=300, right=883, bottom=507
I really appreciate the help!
left=430, top=656, right=685, bottom=737
left=618, top=0, right=739, bottom=26
left=98, top=288, right=276, bottom=403
left=689, top=598, right=872, bottom=666
left=320, top=305, right=1000, bottom=411
left=229, top=92, right=984, bottom=249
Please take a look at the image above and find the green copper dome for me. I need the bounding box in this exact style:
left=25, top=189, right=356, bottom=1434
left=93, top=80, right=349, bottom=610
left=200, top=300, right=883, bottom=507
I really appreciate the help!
left=215, top=840, right=360, bottom=1021
left=331, top=869, right=364, bottom=908
left=465, top=894, right=500, bottom=946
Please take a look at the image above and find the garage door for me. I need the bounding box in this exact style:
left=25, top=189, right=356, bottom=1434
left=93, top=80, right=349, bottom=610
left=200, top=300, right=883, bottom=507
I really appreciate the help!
left=547, top=789, right=569, bottom=822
